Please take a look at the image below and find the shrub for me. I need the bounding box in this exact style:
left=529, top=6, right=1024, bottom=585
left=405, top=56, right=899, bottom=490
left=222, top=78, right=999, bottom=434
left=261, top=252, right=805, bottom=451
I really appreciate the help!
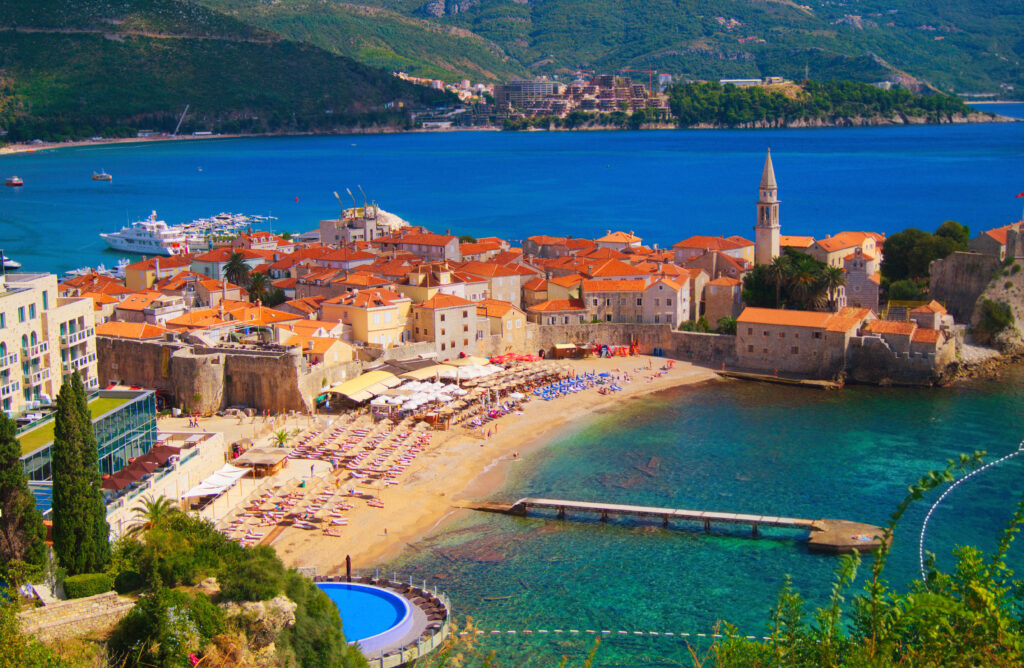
left=63, top=572, right=113, bottom=599
left=977, top=298, right=1014, bottom=336
left=278, top=571, right=367, bottom=668
left=1013, top=264, right=1021, bottom=275
left=113, top=570, right=145, bottom=594
left=109, top=589, right=224, bottom=668
left=218, top=546, right=285, bottom=602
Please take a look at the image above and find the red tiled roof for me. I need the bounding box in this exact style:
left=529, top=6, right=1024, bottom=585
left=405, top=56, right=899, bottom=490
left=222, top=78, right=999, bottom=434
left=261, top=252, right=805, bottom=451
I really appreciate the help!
left=673, top=235, right=745, bottom=251
left=125, top=255, right=192, bottom=271
left=865, top=320, right=916, bottom=336
left=596, top=231, right=641, bottom=243
left=911, top=328, right=943, bottom=344
left=910, top=300, right=947, bottom=315
left=581, top=279, right=648, bottom=293
left=476, top=299, right=520, bottom=318
left=780, top=235, right=815, bottom=248
left=523, top=278, right=547, bottom=291
left=528, top=299, right=586, bottom=312
left=95, top=322, right=172, bottom=339
left=707, top=276, right=742, bottom=287
left=737, top=307, right=833, bottom=328
left=417, top=293, right=475, bottom=309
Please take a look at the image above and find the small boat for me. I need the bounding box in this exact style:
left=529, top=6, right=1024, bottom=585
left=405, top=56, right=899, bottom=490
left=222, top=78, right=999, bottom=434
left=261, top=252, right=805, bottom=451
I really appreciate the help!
left=1, top=252, right=20, bottom=271
left=5, top=176, right=23, bottom=187
left=92, top=170, right=112, bottom=182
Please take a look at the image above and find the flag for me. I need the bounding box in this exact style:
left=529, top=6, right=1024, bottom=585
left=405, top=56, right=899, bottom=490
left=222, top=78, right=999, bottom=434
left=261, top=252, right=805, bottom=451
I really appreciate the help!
left=1017, top=192, right=1024, bottom=198
left=295, top=196, right=299, bottom=202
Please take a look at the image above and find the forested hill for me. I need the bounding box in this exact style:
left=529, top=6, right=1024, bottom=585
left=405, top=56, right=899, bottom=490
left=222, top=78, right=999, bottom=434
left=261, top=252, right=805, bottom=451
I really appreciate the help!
left=0, top=0, right=454, bottom=142
left=217, top=0, right=1023, bottom=96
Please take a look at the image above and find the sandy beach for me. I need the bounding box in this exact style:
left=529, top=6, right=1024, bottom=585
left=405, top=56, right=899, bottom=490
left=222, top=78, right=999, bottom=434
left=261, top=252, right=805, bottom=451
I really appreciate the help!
left=239, top=356, right=720, bottom=575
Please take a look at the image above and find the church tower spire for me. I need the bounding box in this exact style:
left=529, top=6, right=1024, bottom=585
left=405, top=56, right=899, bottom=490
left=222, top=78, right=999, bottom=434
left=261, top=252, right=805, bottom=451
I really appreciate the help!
left=755, top=148, right=780, bottom=265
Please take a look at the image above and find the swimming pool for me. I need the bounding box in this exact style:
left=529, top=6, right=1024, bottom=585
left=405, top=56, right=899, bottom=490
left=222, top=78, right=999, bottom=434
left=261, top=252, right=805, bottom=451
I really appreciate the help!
left=316, top=582, right=414, bottom=654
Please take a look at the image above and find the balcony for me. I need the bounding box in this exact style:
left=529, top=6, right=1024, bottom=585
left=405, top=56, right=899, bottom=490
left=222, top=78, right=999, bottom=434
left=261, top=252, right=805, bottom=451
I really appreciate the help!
left=25, top=368, right=49, bottom=386
left=63, top=351, right=97, bottom=373
left=0, top=353, right=18, bottom=370
left=84, top=377, right=99, bottom=389
left=0, top=379, right=19, bottom=398
left=60, top=328, right=94, bottom=347
left=22, top=341, right=48, bottom=358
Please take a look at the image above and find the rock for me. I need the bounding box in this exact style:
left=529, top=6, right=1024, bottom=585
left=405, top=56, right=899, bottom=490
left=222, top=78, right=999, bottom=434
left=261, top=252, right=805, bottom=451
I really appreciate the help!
left=219, top=595, right=297, bottom=650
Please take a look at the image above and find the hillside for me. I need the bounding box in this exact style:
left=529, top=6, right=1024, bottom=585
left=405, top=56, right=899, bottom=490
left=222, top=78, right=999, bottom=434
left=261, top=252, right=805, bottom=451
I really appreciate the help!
left=273, top=0, right=1024, bottom=95
left=0, top=0, right=453, bottom=141
left=197, top=0, right=527, bottom=82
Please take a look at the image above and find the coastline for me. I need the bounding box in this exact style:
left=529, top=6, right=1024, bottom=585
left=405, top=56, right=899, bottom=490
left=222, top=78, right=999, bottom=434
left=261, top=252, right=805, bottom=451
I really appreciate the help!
left=2, top=109, right=1018, bottom=157
left=268, top=356, right=720, bottom=574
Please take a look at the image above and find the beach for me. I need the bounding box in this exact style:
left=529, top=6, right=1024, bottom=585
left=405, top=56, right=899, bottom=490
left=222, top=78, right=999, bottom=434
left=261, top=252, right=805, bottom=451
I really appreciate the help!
left=164, top=356, right=719, bottom=575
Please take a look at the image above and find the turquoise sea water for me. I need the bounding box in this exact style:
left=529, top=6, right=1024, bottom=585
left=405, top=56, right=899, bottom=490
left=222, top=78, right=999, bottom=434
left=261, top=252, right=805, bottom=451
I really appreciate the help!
left=0, top=108, right=1022, bottom=273
left=383, top=368, right=1024, bottom=665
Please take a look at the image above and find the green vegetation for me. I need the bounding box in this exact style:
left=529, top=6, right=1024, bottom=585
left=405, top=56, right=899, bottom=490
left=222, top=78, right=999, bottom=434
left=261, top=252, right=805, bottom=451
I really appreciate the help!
left=344, top=0, right=1023, bottom=95
left=63, top=572, right=114, bottom=599
left=742, top=250, right=844, bottom=311
left=0, top=0, right=452, bottom=142
left=976, top=299, right=1014, bottom=338
left=0, top=413, right=47, bottom=568
left=668, top=80, right=974, bottom=127
left=50, top=373, right=110, bottom=576
left=198, top=0, right=525, bottom=82
left=716, top=317, right=738, bottom=335
left=17, top=395, right=130, bottom=456
left=881, top=221, right=969, bottom=289
left=106, top=506, right=367, bottom=667
left=223, top=251, right=250, bottom=288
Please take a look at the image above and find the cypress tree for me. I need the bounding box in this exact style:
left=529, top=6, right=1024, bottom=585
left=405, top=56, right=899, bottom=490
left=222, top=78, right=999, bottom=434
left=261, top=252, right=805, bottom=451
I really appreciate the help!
left=51, top=373, right=110, bottom=574
left=0, top=412, right=46, bottom=567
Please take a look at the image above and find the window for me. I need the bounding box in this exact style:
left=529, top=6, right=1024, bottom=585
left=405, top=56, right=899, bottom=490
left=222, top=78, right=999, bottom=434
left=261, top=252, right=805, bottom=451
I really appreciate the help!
left=17, top=307, right=24, bottom=323
left=779, top=332, right=785, bottom=338
left=440, top=314, right=446, bottom=322
left=666, top=299, right=672, bottom=306
left=636, top=315, right=643, bottom=323
left=42, top=292, right=48, bottom=309
left=564, top=316, right=570, bottom=324
left=372, top=313, right=380, bottom=325
left=0, top=313, right=5, bottom=329
left=441, top=343, right=446, bottom=351
left=813, top=332, right=822, bottom=339
left=605, top=315, right=612, bottom=322
left=791, top=346, right=799, bottom=354
left=763, top=330, right=768, bottom=337
left=463, top=339, right=468, bottom=346
left=654, top=315, right=660, bottom=323
left=441, top=328, right=446, bottom=336
left=592, top=299, right=598, bottom=306
left=636, top=298, right=642, bottom=306
left=462, top=311, right=468, bottom=318
left=28, top=304, right=35, bottom=319
left=463, top=324, right=469, bottom=332
left=747, top=345, right=754, bottom=353
left=506, top=321, right=512, bottom=330
left=655, top=298, right=660, bottom=306
left=605, top=299, right=611, bottom=306
left=747, top=328, right=753, bottom=335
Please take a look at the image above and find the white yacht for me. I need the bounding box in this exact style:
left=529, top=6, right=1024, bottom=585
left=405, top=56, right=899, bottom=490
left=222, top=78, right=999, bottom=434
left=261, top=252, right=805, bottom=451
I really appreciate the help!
left=100, top=211, right=190, bottom=256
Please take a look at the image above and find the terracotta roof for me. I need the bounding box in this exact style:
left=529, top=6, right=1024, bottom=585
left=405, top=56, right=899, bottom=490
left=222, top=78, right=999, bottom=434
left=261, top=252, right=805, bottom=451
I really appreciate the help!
left=869, top=272, right=882, bottom=285
left=417, top=293, right=475, bottom=309
left=523, top=278, right=547, bottom=292
left=528, top=298, right=586, bottom=312
left=381, top=232, right=456, bottom=247
left=596, top=231, right=641, bottom=243
left=864, top=320, right=916, bottom=336
left=825, top=315, right=864, bottom=333
left=838, top=307, right=873, bottom=320
left=550, top=273, right=585, bottom=288
left=814, top=231, right=880, bottom=254
left=648, top=277, right=683, bottom=291
left=582, top=279, right=648, bottom=293
left=707, top=276, right=742, bottom=287
left=911, top=328, right=943, bottom=344
left=272, top=277, right=297, bottom=289
left=116, top=291, right=163, bottom=311
left=165, top=308, right=227, bottom=329
left=780, top=235, right=815, bottom=248
left=910, top=300, right=947, bottom=315
left=460, top=240, right=503, bottom=255
left=491, top=250, right=525, bottom=265
left=673, top=235, right=745, bottom=251
left=125, top=255, right=192, bottom=271
left=192, top=247, right=275, bottom=262
left=221, top=303, right=300, bottom=326
left=585, top=259, right=649, bottom=278
left=726, top=235, right=754, bottom=247
left=282, top=296, right=325, bottom=314
left=332, top=272, right=389, bottom=288
left=843, top=251, right=877, bottom=262
left=737, top=307, right=834, bottom=328
left=458, top=261, right=518, bottom=278
left=323, top=288, right=405, bottom=308
left=319, top=247, right=376, bottom=262
left=580, top=247, right=628, bottom=261
left=476, top=299, right=520, bottom=318
left=527, top=235, right=568, bottom=246
left=79, top=291, right=119, bottom=310
left=95, top=321, right=172, bottom=339
left=984, top=224, right=1014, bottom=245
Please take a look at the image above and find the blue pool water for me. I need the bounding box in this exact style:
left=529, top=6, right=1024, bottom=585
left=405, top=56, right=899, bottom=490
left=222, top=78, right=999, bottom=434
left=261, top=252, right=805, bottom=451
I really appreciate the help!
left=316, top=582, right=410, bottom=646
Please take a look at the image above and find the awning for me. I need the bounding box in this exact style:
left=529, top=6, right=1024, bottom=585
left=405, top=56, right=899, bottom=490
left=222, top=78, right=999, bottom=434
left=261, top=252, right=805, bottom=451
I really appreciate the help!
left=446, top=355, right=490, bottom=367
left=399, top=364, right=453, bottom=380
left=554, top=343, right=577, bottom=350
left=180, top=464, right=250, bottom=498
left=327, top=370, right=400, bottom=399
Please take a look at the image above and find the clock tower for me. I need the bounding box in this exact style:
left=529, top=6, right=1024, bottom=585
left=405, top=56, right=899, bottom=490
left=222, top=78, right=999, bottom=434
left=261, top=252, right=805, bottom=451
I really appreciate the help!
left=755, top=149, right=780, bottom=266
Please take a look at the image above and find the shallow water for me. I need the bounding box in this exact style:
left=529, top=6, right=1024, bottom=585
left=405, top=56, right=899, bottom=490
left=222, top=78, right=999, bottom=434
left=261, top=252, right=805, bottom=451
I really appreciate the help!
left=385, top=367, right=1024, bottom=665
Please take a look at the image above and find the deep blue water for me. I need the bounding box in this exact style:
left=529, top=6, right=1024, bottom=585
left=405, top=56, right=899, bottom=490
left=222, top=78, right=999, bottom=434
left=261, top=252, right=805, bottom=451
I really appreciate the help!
left=316, top=583, right=406, bottom=643
left=1, top=109, right=1022, bottom=273
left=384, top=368, right=1024, bottom=666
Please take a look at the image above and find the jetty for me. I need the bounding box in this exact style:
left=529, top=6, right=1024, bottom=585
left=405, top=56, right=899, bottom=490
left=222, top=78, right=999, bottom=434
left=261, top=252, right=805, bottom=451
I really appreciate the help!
left=465, top=498, right=886, bottom=554
left=719, top=370, right=842, bottom=390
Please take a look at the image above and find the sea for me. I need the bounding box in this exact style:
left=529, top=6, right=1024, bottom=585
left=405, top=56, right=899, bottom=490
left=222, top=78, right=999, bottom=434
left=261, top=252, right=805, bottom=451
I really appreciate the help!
left=3, top=107, right=1024, bottom=665
left=0, top=105, right=1021, bottom=274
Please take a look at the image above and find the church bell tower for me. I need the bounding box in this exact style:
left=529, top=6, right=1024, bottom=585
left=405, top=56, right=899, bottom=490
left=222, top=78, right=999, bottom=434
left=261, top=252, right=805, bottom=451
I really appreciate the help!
left=755, top=149, right=780, bottom=266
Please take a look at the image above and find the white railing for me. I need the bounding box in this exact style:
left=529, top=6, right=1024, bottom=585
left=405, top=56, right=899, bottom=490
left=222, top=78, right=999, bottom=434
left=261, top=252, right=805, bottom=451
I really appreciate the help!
left=22, top=342, right=48, bottom=357
left=0, top=353, right=18, bottom=370
left=25, top=368, right=49, bottom=385
left=60, top=328, right=93, bottom=346
left=0, top=379, right=20, bottom=398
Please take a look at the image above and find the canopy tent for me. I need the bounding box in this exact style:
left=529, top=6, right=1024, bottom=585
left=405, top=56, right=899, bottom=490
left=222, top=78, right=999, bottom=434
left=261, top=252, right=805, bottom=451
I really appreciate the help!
left=326, top=370, right=401, bottom=402
left=180, top=464, right=250, bottom=498
left=446, top=355, right=490, bottom=367
left=399, top=364, right=453, bottom=381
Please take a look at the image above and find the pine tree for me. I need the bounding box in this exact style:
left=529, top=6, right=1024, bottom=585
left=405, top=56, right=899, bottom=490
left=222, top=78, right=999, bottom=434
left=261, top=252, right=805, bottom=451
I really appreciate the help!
left=50, top=373, right=109, bottom=574
left=0, top=412, right=46, bottom=567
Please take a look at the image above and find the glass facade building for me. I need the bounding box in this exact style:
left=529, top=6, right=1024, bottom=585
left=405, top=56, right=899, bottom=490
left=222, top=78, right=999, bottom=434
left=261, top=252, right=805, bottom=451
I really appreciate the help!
left=20, top=390, right=157, bottom=481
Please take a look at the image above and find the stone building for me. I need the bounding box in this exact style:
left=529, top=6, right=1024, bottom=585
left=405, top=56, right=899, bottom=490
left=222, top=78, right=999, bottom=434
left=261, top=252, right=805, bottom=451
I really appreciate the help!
left=526, top=299, right=588, bottom=325
left=0, top=273, right=99, bottom=413
left=843, top=247, right=880, bottom=313
left=754, top=149, right=781, bottom=266
left=735, top=306, right=871, bottom=377
left=704, top=277, right=743, bottom=325
left=411, top=293, right=478, bottom=359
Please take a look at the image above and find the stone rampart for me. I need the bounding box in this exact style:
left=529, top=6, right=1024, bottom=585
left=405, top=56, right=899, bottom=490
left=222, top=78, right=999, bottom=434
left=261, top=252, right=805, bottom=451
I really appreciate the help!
left=19, top=591, right=135, bottom=642
left=534, top=323, right=736, bottom=366
left=846, top=335, right=956, bottom=386
left=929, top=252, right=1001, bottom=323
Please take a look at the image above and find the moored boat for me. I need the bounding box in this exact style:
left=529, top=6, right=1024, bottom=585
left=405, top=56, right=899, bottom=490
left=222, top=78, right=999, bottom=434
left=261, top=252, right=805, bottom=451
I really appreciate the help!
left=100, top=211, right=189, bottom=256
left=92, top=170, right=113, bottom=181
left=5, top=176, right=23, bottom=187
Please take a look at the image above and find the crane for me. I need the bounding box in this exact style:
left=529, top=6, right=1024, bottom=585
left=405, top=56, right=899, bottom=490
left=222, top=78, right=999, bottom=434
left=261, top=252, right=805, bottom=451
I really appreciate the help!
left=619, top=68, right=656, bottom=93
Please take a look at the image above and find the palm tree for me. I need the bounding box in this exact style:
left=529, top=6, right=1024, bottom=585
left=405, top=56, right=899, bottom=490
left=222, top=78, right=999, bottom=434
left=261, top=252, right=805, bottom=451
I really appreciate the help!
left=125, top=495, right=180, bottom=538
left=223, top=251, right=250, bottom=287
left=765, top=255, right=791, bottom=308
left=822, top=265, right=846, bottom=312
left=272, top=429, right=290, bottom=448
left=248, top=271, right=267, bottom=303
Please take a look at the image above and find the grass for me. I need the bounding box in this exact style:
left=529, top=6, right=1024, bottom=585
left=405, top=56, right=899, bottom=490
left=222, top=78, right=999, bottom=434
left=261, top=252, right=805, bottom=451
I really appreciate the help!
left=18, top=395, right=132, bottom=455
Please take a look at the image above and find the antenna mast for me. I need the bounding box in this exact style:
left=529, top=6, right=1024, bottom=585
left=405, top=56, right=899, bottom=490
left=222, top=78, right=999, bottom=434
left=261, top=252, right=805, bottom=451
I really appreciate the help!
left=173, top=104, right=190, bottom=137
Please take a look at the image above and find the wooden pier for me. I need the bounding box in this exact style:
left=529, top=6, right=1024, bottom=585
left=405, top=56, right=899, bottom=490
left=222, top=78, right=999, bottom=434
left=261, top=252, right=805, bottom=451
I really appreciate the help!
left=465, top=498, right=886, bottom=554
